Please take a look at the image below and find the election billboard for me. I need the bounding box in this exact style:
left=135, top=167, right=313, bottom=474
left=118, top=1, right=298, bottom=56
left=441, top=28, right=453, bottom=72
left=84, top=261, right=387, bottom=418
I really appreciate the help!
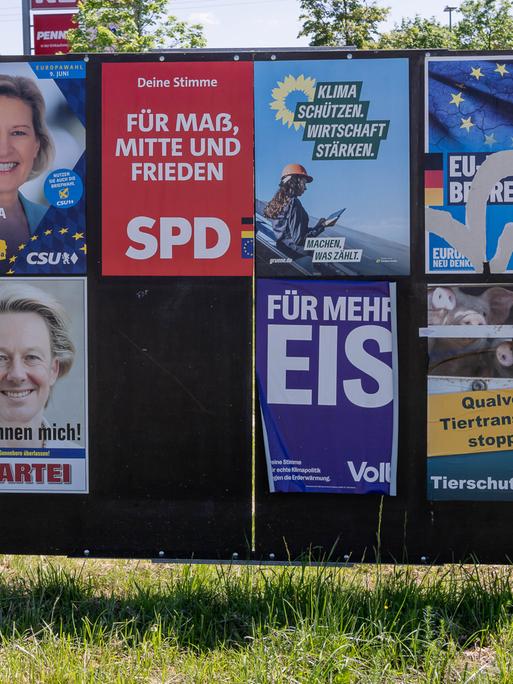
left=426, top=57, right=513, bottom=273
left=101, top=62, right=254, bottom=276
left=0, top=60, right=86, bottom=276
left=254, top=58, right=410, bottom=277
left=256, top=279, right=398, bottom=494
left=424, top=284, right=513, bottom=500
left=0, top=277, right=87, bottom=493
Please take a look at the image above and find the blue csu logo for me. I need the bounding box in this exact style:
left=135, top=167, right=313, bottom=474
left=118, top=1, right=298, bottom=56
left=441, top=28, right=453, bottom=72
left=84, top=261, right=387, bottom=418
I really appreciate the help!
left=44, top=169, right=83, bottom=208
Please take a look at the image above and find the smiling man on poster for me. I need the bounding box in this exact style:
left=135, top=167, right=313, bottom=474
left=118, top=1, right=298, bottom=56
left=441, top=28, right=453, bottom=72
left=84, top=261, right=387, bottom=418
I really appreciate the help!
left=0, top=278, right=87, bottom=493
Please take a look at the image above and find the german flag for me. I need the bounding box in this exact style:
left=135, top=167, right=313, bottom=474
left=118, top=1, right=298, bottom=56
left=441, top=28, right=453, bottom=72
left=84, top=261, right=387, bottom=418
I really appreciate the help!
left=425, top=153, right=444, bottom=207
left=241, top=217, right=254, bottom=259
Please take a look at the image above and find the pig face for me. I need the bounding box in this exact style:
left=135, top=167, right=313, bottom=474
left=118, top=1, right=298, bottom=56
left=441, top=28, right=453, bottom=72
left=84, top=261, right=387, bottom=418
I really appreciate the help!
left=437, top=340, right=513, bottom=379
left=427, top=286, right=513, bottom=377
left=462, top=287, right=513, bottom=325
left=427, top=286, right=456, bottom=326
left=496, top=341, right=513, bottom=367
left=428, top=286, right=513, bottom=326
left=460, top=340, right=513, bottom=379
left=493, top=340, right=513, bottom=377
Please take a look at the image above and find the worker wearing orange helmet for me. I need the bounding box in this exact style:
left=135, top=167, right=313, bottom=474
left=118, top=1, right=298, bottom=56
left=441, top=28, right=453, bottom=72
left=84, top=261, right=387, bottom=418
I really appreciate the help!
left=263, top=163, right=325, bottom=253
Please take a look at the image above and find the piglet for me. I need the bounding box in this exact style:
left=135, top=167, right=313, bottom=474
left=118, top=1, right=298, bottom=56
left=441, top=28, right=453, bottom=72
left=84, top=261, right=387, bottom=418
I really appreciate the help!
left=481, top=340, right=513, bottom=378
left=427, top=286, right=456, bottom=326
left=428, top=286, right=513, bottom=377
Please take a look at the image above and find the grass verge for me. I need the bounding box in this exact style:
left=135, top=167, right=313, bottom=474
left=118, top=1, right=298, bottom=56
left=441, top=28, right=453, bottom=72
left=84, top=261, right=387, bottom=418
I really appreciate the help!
left=0, top=557, right=512, bottom=681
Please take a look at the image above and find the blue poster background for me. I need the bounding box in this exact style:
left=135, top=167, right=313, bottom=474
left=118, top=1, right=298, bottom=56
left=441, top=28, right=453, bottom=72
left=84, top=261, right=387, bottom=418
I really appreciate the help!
left=257, top=279, right=398, bottom=494
left=254, top=59, right=410, bottom=277
left=428, top=451, right=513, bottom=501
left=427, top=57, right=513, bottom=273
left=0, top=60, right=86, bottom=276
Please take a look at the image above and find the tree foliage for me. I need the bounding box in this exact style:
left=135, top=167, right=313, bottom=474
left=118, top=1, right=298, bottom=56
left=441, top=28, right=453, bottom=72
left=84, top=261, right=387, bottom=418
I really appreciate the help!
left=67, top=0, right=206, bottom=53
left=297, top=0, right=513, bottom=50
left=298, top=0, right=390, bottom=48
left=454, top=0, right=513, bottom=49
left=377, top=16, right=454, bottom=49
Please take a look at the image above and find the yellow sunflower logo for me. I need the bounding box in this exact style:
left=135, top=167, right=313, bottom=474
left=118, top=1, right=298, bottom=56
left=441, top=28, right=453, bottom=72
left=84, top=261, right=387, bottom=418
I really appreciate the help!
left=270, top=74, right=316, bottom=130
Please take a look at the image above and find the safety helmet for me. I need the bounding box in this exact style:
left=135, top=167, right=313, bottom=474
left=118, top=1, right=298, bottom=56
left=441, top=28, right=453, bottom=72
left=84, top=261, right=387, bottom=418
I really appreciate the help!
left=280, top=163, right=313, bottom=183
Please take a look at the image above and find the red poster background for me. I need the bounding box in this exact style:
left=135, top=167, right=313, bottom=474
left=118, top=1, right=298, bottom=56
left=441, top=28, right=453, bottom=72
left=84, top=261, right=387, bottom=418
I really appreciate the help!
left=33, top=12, right=75, bottom=54
left=31, top=0, right=78, bottom=8
left=102, top=62, right=254, bottom=276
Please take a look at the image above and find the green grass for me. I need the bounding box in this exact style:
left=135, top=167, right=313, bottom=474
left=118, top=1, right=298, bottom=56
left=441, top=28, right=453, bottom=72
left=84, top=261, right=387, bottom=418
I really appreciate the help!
left=0, top=557, right=513, bottom=681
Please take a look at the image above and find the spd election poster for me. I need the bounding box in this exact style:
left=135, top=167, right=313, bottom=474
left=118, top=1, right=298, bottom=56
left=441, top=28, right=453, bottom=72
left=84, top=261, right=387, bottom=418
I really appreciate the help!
left=426, top=57, right=513, bottom=273
left=102, top=62, right=254, bottom=276
left=257, top=279, right=398, bottom=494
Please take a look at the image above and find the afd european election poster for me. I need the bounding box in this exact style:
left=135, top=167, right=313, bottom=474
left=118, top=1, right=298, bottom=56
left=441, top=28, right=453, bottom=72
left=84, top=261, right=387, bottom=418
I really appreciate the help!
left=257, top=279, right=398, bottom=494
left=102, top=62, right=254, bottom=277
left=0, top=61, right=86, bottom=276
left=254, top=58, right=410, bottom=277
left=426, top=57, right=513, bottom=273
left=0, top=277, right=88, bottom=493
left=424, top=284, right=513, bottom=500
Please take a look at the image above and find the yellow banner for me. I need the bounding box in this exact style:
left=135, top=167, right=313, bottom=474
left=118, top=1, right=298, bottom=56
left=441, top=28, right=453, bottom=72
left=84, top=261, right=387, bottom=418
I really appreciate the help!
left=428, top=389, right=513, bottom=457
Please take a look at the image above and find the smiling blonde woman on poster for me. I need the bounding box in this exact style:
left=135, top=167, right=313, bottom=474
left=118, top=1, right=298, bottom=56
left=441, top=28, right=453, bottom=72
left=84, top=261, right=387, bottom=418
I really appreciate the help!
left=0, top=283, right=75, bottom=449
left=0, top=75, right=54, bottom=255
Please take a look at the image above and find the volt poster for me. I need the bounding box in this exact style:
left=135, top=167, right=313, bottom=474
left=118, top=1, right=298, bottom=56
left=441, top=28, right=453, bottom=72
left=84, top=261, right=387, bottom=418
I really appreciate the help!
left=257, top=279, right=398, bottom=494
left=102, top=62, right=254, bottom=276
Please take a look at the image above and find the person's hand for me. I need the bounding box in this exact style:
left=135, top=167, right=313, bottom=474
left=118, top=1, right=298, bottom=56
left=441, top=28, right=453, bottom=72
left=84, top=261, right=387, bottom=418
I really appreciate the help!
left=309, top=219, right=325, bottom=237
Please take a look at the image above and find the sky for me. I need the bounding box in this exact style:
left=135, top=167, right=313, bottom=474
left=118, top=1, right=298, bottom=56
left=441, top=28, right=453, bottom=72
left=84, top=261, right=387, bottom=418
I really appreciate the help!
left=0, top=0, right=452, bottom=54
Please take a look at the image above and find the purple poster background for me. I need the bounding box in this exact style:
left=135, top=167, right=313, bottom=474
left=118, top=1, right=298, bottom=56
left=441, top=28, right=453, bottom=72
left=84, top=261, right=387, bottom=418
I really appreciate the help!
left=257, top=279, right=398, bottom=494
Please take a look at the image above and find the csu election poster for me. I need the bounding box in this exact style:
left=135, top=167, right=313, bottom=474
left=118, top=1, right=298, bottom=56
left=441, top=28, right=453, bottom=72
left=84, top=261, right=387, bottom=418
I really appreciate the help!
left=254, top=58, right=410, bottom=277
left=257, top=279, right=398, bottom=494
left=426, top=57, right=513, bottom=273
left=424, top=284, right=513, bottom=500
left=102, top=62, right=254, bottom=277
left=0, top=277, right=88, bottom=493
left=0, top=61, right=86, bottom=276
